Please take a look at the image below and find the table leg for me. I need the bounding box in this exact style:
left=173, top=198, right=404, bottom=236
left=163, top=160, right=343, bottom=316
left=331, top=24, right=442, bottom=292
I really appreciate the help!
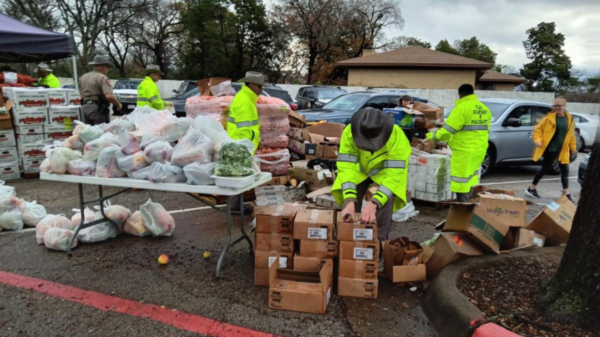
left=216, top=196, right=233, bottom=278
left=238, top=193, right=253, bottom=255
left=68, top=183, right=85, bottom=256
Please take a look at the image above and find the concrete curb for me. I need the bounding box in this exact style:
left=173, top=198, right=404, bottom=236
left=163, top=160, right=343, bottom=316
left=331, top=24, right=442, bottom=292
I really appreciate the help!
left=421, top=246, right=565, bottom=337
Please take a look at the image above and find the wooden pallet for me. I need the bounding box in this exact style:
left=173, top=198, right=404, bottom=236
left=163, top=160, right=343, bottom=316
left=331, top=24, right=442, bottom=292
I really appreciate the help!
left=411, top=198, right=455, bottom=211
left=190, top=190, right=256, bottom=205
left=22, top=172, right=40, bottom=180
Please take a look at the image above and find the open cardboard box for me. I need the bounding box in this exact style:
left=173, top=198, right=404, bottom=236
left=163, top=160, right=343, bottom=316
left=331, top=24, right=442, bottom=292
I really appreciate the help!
left=269, top=257, right=332, bottom=314
left=501, top=228, right=546, bottom=251
left=307, top=122, right=345, bottom=144
left=426, top=233, right=483, bottom=278
left=336, top=213, right=377, bottom=242
left=383, top=241, right=426, bottom=283
left=289, top=111, right=306, bottom=128
left=293, top=209, right=336, bottom=240
left=413, top=102, right=444, bottom=120
left=526, top=195, right=576, bottom=246
left=293, top=255, right=333, bottom=272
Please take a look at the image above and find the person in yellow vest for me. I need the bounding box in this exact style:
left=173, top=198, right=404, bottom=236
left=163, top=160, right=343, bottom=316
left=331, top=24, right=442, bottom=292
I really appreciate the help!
left=33, top=63, right=60, bottom=88
left=334, top=108, right=411, bottom=269
left=137, top=65, right=170, bottom=110
left=228, top=71, right=265, bottom=154
left=425, top=84, right=491, bottom=202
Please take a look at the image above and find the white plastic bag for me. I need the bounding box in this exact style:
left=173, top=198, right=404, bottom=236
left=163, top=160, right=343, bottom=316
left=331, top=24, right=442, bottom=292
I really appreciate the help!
left=158, top=117, right=192, bottom=143
left=140, top=132, right=167, bottom=149
left=392, top=202, right=419, bottom=222
left=78, top=124, right=104, bottom=143
left=67, top=159, right=96, bottom=176
left=0, top=208, right=23, bottom=231
left=95, top=145, right=126, bottom=178
left=209, top=80, right=236, bottom=97
left=0, top=181, right=15, bottom=198
left=103, top=204, right=132, bottom=228
left=119, top=128, right=141, bottom=155
left=192, top=115, right=229, bottom=145
left=104, top=118, right=134, bottom=135
left=47, top=146, right=83, bottom=175
left=123, top=211, right=150, bottom=237
left=134, top=110, right=171, bottom=137
left=127, top=165, right=152, bottom=180
left=77, top=222, right=117, bottom=243
left=41, top=158, right=51, bottom=173
left=126, top=106, right=156, bottom=125
left=83, top=133, right=120, bottom=161
left=44, top=228, right=77, bottom=251
left=36, top=215, right=73, bottom=244
left=255, top=149, right=291, bottom=176
left=144, top=141, right=173, bottom=164
left=183, top=162, right=216, bottom=185
left=19, top=201, right=47, bottom=227
left=140, top=199, right=175, bottom=236
left=71, top=207, right=96, bottom=228
left=64, top=135, right=84, bottom=150
left=0, top=196, right=21, bottom=213
left=147, top=162, right=186, bottom=183
left=117, top=152, right=149, bottom=173
left=171, top=129, right=214, bottom=167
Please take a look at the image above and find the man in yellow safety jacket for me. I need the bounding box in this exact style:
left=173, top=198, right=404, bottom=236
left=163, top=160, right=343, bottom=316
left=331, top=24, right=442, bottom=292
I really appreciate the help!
left=333, top=108, right=411, bottom=257
left=426, top=84, right=491, bottom=202
left=137, top=65, right=170, bottom=110
left=33, top=63, right=60, bottom=88
left=227, top=71, right=265, bottom=154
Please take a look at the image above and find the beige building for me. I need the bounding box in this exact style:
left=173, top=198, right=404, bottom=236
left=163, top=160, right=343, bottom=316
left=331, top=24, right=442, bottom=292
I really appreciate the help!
left=337, top=47, right=526, bottom=91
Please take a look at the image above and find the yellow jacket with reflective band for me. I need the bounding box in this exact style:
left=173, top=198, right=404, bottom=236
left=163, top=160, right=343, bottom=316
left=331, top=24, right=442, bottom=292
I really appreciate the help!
left=426, top=94, right=491, bottom=193
left=36, top=73, right=60, bottom=88
left=332, top=124, right=411, bottom=212
left=227, top=85, right=260, bottom=153
left=532, top=111, right=576, bottom=164
left=137, top=76, right=164, bottom=110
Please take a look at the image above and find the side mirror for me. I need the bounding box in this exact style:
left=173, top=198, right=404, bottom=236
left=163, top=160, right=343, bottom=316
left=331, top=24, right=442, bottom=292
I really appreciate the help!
left=172, top=89, right=178, bottom=93
left=504, top=118, right=522, bottom=127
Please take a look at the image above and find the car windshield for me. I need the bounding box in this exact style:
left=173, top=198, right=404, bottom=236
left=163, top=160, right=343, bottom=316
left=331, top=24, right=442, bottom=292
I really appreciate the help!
left=263, top=88, right=293, bottom=103
left=323, top=94, right=371, bottom=112
left=179, top=87, right=199, bottom=99
left=445, top=102, right=510, bottom=123
left=114, top=80, right=141, bottom=90
left=317, top=89, right=346, bottom=100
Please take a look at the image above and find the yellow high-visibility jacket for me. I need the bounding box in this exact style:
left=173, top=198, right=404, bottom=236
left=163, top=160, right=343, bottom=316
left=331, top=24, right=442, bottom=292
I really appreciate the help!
left=36, top=73, right=60, bottom=88
left=332, top=124, right=411, bottom=212
left=227, top=85, right=260, bottom=153
left=137, top=76, right=164, bottom=110
left=533, top=112, right=576, bottom=164
left=427, top=94, right=491, bottom=193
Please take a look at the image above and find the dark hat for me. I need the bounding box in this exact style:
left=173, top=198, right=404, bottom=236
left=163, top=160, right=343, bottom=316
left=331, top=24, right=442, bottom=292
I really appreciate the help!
left=351, top=108, right=394, bottom=152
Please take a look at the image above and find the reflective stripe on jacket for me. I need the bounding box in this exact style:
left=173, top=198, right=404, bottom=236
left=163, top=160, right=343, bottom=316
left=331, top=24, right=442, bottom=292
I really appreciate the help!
left=227, top=85, right=260, bottom=153
left=426, top=94, right=491, bottom=193
left=332, top=124, right=411, bottom=212
left=137, top=76, right=164, bottom=110
left=533, top=112, right=576, bottom=164
left=36, top=73, right=60, bottom=88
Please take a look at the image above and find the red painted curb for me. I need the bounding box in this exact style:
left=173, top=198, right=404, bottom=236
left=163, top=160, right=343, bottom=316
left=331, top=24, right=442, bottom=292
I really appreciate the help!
left=0, top=271, right=278, bottom=337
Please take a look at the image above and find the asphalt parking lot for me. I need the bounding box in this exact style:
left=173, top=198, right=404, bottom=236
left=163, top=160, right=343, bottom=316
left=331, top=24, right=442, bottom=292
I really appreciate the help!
left=0, top=155, right=584, bottom=337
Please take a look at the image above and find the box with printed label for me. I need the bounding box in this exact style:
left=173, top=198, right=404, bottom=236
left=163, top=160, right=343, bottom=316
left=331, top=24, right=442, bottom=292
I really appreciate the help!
left=67, top=90, right=81, bottom=105
left=293, top=209, right=335, bottom=240
left=254, top=250, right=293, bottom=270
left=48, top=106, right=81, bottom=124
left=18, top=133, right=45, bottom=144
left=526, top=195, right=576, bottom=246
left=255, top=203, right=300, bottom=234
left=383, top=241, right=426, bottom=283
left=0, top=161, right=20, bottom=180
left=339, top=241, right=380, bottom=261
left=22, top=157, right=43, bottom=174
left=0, top=147, right=18, bottom=164
left=15, top=125, right=44, bottom=135
left=13, top=107, right=48, bottom=125
left=0, top=129, right=16, bottom=148
left=268, top=258, right=332, bottom=314
left=300, top=239, right=339, bottom=258
left=315, top=194, right=342, bottom=210
left=18, top=141, right=49, bottom=159
left=416, top=191, right=446, bottom=202
left=293, top=255, right=334, bottom=272
left=255, top=185, right=306, bottom=207
left=336, top=213, right=377, bottom=242
left=255, top=233, right=294, bottom=253
left=338, top=259, right=379, bottom=279
left=426, top=183, right=446, bottom=194
left=44, top=123, right=72, bottom=141
left=337, top=277, right=378, bottom=299
left=408, top=165, right=417, bottom=173
left=415, top=181, right=426, bottom=191
left=11, top=89, right=49, bottom=109
left=47, top=89, right=69, bottom=106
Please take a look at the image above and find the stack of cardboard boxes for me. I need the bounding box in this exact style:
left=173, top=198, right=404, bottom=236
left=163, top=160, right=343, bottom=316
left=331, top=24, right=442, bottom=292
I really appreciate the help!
left=287, top=122, right=344, bottom=161
left=408, top=152, right=453, bottom=202
left=254, top=180, right=306, bottom=207
left=0, top=108, right=20, bottom=180
left=289, top=161, right=334, bottom=193
left=336, top=213, right=379, bottom=299
left=293, top=209, right=337, bottom=274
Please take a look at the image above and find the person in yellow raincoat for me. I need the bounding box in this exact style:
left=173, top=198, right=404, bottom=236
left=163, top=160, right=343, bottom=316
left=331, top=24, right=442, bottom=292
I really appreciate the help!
left=33, top=63, right=60, bottom=88
left=137, top=65, right=170, bottom=110
left=227, top=71, right=265, bottom=154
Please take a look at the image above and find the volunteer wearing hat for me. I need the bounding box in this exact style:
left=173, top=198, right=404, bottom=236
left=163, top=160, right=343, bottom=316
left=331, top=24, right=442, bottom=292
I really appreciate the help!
left=33, top=63, right=60, bottom=88
left=228, top=71, right=265, bottom=154
left=79, top=55, right=122, bottom=125
left=425, top=84, right=491, bottom=202
left=137, top=65, right=170, bottom=110
left=333, top=108, right=411, bottom=246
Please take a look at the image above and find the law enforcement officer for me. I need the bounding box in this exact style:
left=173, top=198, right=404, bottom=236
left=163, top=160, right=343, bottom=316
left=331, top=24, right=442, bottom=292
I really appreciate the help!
left=79, top=55, right=122, bottom=125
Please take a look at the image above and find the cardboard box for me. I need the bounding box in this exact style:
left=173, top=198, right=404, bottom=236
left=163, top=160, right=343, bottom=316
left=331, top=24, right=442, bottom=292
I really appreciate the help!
left=385, top=237, right=423, bottom=265
left=307, top=123, right=345, bottom=144
left=45, top=123, right=72, bottom=140
left=336, top=213, right=377, bottom=242
left=501, top=228, right=546, bottom=250
left=338, top=259, right=379, bottom=279
left=67, top=91, right=81, bottom=105
left=0, top=129, right=16, bottom=148
left=300, top=239, right=339, bottom=258
left=383, top=241, right=426, bottom=283
left=254, top=250, right=293, bottom=270
left=472, top=185, right=515, bottom=197
left=383, top=107, right=423, bottom=128
left=476, top=194, right=527, bottom=228
left=11, top=89, right=49, bottom=109
left=255, top=203, right=300, bottom=234
left=255, top=185, right=306, bottom=206
left=426, top=233, right=483, bottom=278
left=288, top=127, right=310, bottom=142
left=293, top=255, right=333, bottom=272
left=526, top=196, right=576, bottom=246
left=413, top=102, right=444, bottom=120
left=288, top=111, right=306, bottom=128
left=17, top=133, right=45, bottom=144
left=22, top=157, right=42, bottom=174
left=255, top=268, right=270, bottom=287
left=268, top=258, right=332, bottom=314
left=0, top=161, right=20, bottom=180
left=316, top=142, right=339, bottom=159
left=264, top=175, right=291, bottom=186
left=293, top=209, right=335, bottom=240
left=47, top=89, right=69, bottom=106
left=0, top=147, right=18, bottom=164
left=12, top=107, right=47, bottom=125
left=337, top=277, right=378, bottom=299
left=339, top=241, right=380, bottom=261
left=288, top=138, right=308, bottom=155
left=0, top=114, right=13, bottom=130
left=315, top=194, right=342, bottom=210
left=48, top=106, right=81, bottom=124
left=18, top=141, right=49, bottom=159
left=15, top=124, right=44, bottom=135
left=255, top=233, right=294, bottom=253
left=289, top=167, right=333, bottom=193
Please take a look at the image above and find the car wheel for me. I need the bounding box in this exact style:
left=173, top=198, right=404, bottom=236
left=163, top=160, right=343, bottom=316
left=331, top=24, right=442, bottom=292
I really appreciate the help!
left=579, top=137, right=585, bottom=152
left=481, top=150, right=493, bottom=177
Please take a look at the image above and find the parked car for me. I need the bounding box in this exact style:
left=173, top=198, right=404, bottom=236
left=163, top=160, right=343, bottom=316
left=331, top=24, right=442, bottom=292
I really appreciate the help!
left=578, top=152, right=590, bottom=185
left=112, top=78, right=142, bottom=115
left=164, top=82, right=296, bottom=117
left=444, top=98, right=583, bottom=176
left=570, top=112, right=597, bottom=151
left=298, top=91, right=437, bottom=125
left=296, top=86, right=347, bottom=110
left=171, top=80, right=199, bottom=97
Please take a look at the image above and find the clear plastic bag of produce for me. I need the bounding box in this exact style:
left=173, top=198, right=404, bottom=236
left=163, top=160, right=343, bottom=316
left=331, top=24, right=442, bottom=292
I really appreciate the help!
left=95, top=145, right=126, bottom=178
left=64, top=135, right=84, bottom=150
left=213, top=138, right=253, bottom=162
left=117, top=152, right=149, bottom=173
left=77, top=221, right=117, bottom=243
left=119, top=128, right=141, bottom=155
left=183, top=162, right=216, bottom=185
left=77, top=123, right=104, bottom=143
left=259, top=117, right=290, bottom=132
left=36, top=214, right=73, bottom=244
left=144, top=141, right=173, bottom=164
left=158, top=117, right=192, bottom=143
left=0, top=181, right=15, bottom=198
left=46, top=145, right=83, bottom=175
left=123, top=211, right=150, bottom=237
left=171, top=129, right=214, bottom=167
left=255, top=149, right=291, bottom=176
left=257, top=103, right=290, bottom=116
left=71, top=207, right=96, bottom=228
left=140, top=132, right=167, bottom=149
left=83, top=133, right=120, bottom=161
left=44, top=228, right=77, bottom=251
left=140, top=199, right=175, bottom=236
left=258, top=134, right=289, bottom=149
left=0, top=208, right=23, bottom=231
left=215, top=141, right=255, bottom=177
left=209, top=80, right=236, bottom=97
left=0, top=195, right=21, bottom=213
left=67, top=159, right=96, bottom=176
left=147, top=162, right=186, bottom=183
left=257, top=96, right=290, bottom=106
left=126, top=106, right=156, bottom=125
left=127, top=165, right=151, bottom=180
left=40, top=158, right=51, bottom=173
left=104, top=118, right=134, bottom=135
left=185, top=96, right=221, bottom=120
left=19, top=200, right=47, bottom=227
left=192, top=115, right=229, bottom=145
left=102, top=204, right=132, bottom=229
left=134, top=110, right=171, bottom=137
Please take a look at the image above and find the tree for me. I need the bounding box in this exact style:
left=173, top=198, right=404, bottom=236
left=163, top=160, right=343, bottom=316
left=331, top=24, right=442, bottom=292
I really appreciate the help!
left=539, top=140, right=600, bottom=333
left=492, top=64, right=517, bottom=74
left=453, top=37, right=497, bottom=65
left=521, top=22, right=572, bottom=92
left=380, top=36, right=430, bottom=51
left=435, top=39, right=459, bottom=55
left=0, top=0, right=60, bottom=31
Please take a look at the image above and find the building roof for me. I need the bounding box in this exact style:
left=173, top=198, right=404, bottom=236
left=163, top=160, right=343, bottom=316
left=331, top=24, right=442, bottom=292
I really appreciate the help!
left=479, top=70, right=527, bottom=84
left=336, top=46, right=492, bottom=69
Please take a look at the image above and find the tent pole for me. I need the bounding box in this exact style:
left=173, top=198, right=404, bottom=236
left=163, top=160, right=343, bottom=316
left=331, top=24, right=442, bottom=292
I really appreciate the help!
left=72, top=55, right=79, bottom=90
